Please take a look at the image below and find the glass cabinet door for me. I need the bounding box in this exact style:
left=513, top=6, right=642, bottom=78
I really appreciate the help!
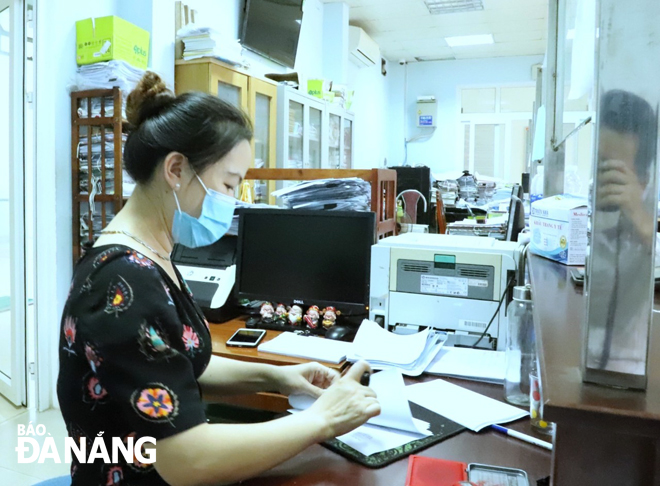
left=308, top=107, right=322, bottom=169
left=328, top=113, right=341, bottom=169
left=217, top=81, right=241, bottom=108
left=342, top=118, right=353, bottom=169
left=288, top=100, right=304, bottom=168
left=253, top=92, right=270, bottom=202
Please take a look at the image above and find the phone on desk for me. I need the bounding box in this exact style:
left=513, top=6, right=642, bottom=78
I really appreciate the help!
left=226, top=328, right=266, bottom=347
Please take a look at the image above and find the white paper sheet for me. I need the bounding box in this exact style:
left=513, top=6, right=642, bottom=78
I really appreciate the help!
left=352, top=321, right=431, bottom=365
left=289, top=369, right=432, bottom=455
left=425, top=348, right=506, bottom=384
left=257, top=332, right=352, bottom=364
left=406, top=379, right=528, bottom=432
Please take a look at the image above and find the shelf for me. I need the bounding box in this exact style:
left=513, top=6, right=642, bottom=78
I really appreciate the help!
left=74, top=116, right=128, bottom=126
left=75, top=194, right=123, bottom=202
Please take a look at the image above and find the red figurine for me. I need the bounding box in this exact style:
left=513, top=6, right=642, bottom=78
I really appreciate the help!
left=303, top=305, right=320, bottom=329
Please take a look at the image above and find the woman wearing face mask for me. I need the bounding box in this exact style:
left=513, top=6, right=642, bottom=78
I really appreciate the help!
left=57, top=72, right=380, bottom=486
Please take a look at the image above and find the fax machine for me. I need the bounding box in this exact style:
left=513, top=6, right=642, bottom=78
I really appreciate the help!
left=369, top=233, right=525, bottom=350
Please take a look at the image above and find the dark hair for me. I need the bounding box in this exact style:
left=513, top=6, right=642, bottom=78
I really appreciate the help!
left=123, top=72, right=253, bottom=184
left=600, top=89, right=657, bottom=183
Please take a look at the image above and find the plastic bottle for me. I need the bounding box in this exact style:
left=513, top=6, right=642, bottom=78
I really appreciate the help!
left=504, top=285, right=535, bottom=406
left=530, top=166, right=544, bottom=203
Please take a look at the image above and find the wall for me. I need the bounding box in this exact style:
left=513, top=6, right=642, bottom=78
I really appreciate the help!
left=386, top=55, right=545, bottom=173
left=35, top=0, right=119, bottom=410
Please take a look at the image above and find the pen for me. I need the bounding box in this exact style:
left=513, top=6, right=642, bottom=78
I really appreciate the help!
left=491, top=424, right=553, bottom=451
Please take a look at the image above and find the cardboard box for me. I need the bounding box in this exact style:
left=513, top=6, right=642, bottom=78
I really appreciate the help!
left=76, top=16, right=150, bottom=69
left=529, top=194, right=588, bottom=265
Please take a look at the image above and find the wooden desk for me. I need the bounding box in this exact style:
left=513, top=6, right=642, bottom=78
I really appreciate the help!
left=208, top=318, right=345, bottom=411
left=529, top=254, right=660, bottom=485
left=209, top=318, right=551, bottom=485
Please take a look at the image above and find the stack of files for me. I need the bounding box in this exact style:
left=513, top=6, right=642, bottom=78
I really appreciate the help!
left=177, top=25, right=243, bottom=65
left=290, top=369, right=432, bottom=456
left=257, top=332, right=353, bottom=364
left=424, top=347, right=506, bottom=384
left=405, top=378, right=528, bottom=432
left=271, top=178, right=371, bottom=211
left=74, top=60, right=145, bottom=101
left=348, top=320, right=447, bottom=376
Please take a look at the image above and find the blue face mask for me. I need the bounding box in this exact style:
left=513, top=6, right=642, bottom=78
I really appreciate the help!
left=172, top=175, right=236, bottom=248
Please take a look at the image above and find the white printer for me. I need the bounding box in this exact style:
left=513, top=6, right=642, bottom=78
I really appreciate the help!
left=369, top=233, right=525, bottom=350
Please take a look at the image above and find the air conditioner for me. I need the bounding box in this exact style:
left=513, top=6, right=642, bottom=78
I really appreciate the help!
left=349, top=26, right=380, bottom=68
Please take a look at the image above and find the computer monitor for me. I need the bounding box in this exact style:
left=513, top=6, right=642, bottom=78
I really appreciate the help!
left=506, top=184, right=526, bottom=242
left=236, top=209, right=376, bottom=319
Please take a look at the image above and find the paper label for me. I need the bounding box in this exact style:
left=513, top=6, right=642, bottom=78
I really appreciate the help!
left=420, top=275, right=468, bottom=297
left=468, top=279, right=488, bottom=288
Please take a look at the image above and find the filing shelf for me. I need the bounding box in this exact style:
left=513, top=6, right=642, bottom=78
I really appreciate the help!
left=71, top=87, right=127, bottom=264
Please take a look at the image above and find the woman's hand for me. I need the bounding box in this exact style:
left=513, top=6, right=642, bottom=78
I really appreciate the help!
left=306, top=361, right=380, bottom=440
left=274, top=362, right=340, bottom=398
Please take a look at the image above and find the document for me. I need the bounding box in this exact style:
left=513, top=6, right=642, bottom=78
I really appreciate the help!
left=289, top=369, right=432, bottom=455
left=406, top=379, right=528, bottom=432
left=424, top=347, right=506, bottom=384
left=348, top=320, right=447, bottom=376
left=258, top=332, right=353, bottom=364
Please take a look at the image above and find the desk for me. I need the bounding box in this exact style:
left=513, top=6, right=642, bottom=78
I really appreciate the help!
left=209, top=318, right=551, bottom=485
left=529, top=254, right=660, bottom=485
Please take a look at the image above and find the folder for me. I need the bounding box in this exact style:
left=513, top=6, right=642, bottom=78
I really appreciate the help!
left=405, top=455, right=467, bottom=486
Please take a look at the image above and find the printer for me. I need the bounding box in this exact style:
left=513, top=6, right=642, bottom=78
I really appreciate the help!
left=171, top=235, right=241, bottom=322
left=369, top=233, right=525, bottom=350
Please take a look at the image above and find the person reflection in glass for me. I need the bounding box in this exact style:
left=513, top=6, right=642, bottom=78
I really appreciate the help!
left=588, top=90, right=657, bottom=375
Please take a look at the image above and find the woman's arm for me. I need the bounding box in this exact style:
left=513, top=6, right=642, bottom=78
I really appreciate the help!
left=199, top=355, right=340, bottom=398
left=156, top=362, right=379, bottom=486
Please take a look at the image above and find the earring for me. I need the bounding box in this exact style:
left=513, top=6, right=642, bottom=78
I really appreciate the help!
left=174, top=183, right=181, bottom=191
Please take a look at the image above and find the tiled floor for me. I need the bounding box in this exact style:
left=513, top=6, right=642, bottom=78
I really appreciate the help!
left=0, top=394, right=70, bottom=485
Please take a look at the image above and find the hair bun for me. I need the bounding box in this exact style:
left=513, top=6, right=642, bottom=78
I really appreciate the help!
left=126, top=71, right=175, bottom=128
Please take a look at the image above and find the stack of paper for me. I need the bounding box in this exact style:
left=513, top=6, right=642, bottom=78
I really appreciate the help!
left=177, top=25, right=243, bottom=65
left=74, top=60, right=145, bottom=96
left=424, top=348, right=506, bottom=384
left=271, top=178, right=372, bottom=212
left=405, top=379, right=528, bottom=432
left=258, top=332, right=353, bottom=364
left=290, top=369, right=432, bottom=456
left=348, top=320, right=447, bottom=376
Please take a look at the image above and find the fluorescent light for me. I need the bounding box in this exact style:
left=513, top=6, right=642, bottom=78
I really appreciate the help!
left=424, top=0, right=484, bottom=15
left=445, top=34, right=494, bottom=47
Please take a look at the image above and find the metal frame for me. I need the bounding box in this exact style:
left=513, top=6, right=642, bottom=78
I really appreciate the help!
left=0, top=0, right=27, bottom=406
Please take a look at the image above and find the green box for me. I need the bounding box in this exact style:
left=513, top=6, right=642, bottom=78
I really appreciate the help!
left=76, top=16, right=150, bottom=69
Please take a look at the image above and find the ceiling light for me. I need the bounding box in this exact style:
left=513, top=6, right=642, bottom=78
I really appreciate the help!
left=445, top=34, right=494, bottom=47
left=424, top=0, right=484, bottom=15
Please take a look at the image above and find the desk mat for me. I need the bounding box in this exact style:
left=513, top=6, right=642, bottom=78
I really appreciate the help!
left=322, top=402, right=466, bottom=468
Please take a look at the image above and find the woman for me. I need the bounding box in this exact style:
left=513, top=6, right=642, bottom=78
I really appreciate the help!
left=57, top=72, right=380, bottom=486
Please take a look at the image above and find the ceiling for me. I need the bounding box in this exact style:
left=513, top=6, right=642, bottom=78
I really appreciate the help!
left=323, top=0, right=549, bottom=62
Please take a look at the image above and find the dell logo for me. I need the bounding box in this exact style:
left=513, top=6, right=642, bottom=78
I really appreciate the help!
left=293, top=299, right=304, bottom=305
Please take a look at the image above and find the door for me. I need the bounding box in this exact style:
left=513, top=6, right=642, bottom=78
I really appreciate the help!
left=211, top=65, right=248, bottom=113
left=248, top=78, right=277, bottom=204
left=0, top=0, right=27, bottom=405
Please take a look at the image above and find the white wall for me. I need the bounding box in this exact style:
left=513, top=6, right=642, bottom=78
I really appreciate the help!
left=386, top=55, right=544, bottom=172
left=348, top=61, right=389, bottom=169
left=35, top=0, right=118, bottom=409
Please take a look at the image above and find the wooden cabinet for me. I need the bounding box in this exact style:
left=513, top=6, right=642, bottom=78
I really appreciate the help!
left=175, top=59, right=278, bottom=202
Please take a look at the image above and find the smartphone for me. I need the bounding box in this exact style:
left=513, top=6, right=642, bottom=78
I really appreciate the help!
left=226, top=328, right=266, bottom=348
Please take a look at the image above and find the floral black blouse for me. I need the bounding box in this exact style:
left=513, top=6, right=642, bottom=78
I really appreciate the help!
left=57, top=245, right=212, bottom=485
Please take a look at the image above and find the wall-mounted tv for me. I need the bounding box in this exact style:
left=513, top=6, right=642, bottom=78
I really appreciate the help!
left=241, top=0, right=304, bottom=69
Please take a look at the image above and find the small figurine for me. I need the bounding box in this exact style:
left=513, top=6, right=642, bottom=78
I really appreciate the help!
left=303, top=305, right=320, bottom=329
left=259, top=302, right=275, bottom=321
left=288, top=305, right=303, bottom=326
left=275, top=303, right=288, bottom=319
left=321, top=306, right=339, bottom=329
